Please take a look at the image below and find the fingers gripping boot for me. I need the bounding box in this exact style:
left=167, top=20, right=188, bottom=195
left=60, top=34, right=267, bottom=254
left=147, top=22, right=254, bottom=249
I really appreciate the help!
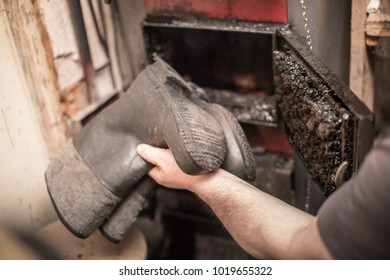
left=46, top=58, right=227, bottom=238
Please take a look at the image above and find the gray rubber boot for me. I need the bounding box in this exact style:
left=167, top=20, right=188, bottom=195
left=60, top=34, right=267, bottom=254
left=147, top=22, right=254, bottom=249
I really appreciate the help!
left=100, top=176, right=156, bottom=243
left=99, top=84, right=257, bottom=244
left=189, top=83, right=256, bottom=181
left=46, top=58, right=227, bottom=238
left=46, top=141, right=122, bottom=238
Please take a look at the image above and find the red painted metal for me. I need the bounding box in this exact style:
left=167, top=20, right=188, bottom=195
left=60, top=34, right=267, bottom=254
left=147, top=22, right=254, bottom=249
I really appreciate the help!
left=144, top=0, right=288, bottom=23
left=245, top=125, right=293, bottom=156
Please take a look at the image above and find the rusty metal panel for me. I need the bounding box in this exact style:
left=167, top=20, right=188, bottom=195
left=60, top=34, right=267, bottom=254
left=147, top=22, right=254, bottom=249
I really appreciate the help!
left=273, top=31, right=375, bottom=196
left=144, top=0, right=288, bottom=23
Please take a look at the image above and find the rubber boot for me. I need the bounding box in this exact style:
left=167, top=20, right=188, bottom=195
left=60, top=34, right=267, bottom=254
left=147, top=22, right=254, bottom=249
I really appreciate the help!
left=100, top=176, right=156, bottom=243
left=46, top=58, right=227, bottom=238
left=100, top=84, right=256, bottom=243
left=189, top=83, right=256, bottom=181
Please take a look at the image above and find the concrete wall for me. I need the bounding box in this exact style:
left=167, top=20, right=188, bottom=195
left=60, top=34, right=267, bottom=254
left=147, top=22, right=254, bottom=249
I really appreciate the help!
left=0, top=2, right=57, bottom=232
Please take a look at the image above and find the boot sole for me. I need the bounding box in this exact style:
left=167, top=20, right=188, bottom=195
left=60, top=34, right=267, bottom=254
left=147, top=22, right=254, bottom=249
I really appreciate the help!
left=194, top=99, right=256, bottom=181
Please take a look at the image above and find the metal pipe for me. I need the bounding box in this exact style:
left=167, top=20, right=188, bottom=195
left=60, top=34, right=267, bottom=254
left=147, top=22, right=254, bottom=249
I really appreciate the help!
left=68, top=0, right=99, bottom=103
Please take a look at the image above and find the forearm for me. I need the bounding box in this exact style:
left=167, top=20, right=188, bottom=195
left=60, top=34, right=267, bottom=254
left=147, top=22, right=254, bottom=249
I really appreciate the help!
left=189, top=169, right=331, bottom=259
left=136, top=144, right=331, bottom=259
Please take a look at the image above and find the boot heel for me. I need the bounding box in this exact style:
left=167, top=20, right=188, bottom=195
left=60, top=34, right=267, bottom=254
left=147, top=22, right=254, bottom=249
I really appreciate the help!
left=208, top=103, right=256, bottom=181
left=164, top=93, right=227, bottom=175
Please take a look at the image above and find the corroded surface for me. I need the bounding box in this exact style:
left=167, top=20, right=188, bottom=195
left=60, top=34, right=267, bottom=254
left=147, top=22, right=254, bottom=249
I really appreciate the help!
left=274, top=50, right=354, bottom=195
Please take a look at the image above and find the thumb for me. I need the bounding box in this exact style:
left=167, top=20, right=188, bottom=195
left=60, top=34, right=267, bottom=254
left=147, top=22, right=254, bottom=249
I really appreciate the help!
left=137, top=144, right=166, bottom=166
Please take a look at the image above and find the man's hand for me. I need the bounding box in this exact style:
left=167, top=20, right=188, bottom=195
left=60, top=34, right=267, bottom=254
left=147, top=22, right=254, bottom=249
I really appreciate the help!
left=137, top=144, right=215, bottom=191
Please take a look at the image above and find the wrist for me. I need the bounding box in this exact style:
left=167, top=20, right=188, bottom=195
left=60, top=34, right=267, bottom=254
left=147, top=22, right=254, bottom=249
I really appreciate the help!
left=187, top=169, right=229, bottom=193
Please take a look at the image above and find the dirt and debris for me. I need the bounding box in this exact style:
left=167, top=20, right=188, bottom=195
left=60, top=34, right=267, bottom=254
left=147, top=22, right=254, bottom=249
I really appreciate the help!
left=201, top=88, right=278, bottom=126
left=273, top=49, right=354, bottom=195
